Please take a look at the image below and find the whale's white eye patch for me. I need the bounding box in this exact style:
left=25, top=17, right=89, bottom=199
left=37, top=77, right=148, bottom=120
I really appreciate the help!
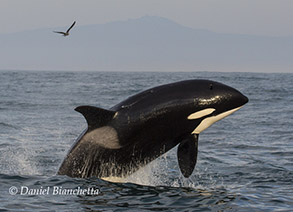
left=191, top=106, right=243, bottom=134
left=187, top=108, right=215, bottom=120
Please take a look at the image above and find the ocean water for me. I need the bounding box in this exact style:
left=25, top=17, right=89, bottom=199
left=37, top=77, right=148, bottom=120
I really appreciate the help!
left=0, top=70, right=292, bottom=211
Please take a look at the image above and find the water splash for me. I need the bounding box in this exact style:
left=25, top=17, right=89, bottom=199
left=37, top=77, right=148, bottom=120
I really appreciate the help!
left=101, top=148, right=223, bottom=190
left=0, top=140, right=40, bottom=176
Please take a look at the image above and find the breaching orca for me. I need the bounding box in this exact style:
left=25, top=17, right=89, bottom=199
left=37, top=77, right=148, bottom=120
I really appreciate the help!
left=58, top=80, right=248, bottom=179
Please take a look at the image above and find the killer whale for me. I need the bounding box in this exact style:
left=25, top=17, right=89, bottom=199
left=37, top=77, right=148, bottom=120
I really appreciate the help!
left=58, top=79, right=248, bottom=179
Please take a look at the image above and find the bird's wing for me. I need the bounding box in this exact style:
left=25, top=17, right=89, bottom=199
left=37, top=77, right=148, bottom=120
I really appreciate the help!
left=53, top=31, right=66, bottom=35
left=66, top=21, right=76, bottom=33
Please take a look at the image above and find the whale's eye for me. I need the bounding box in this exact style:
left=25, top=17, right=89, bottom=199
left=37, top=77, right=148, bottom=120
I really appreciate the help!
left=209, top=84, right=213, bottom=90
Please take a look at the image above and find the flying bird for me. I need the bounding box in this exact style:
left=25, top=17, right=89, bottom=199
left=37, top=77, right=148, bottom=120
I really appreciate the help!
left=53, top=21, right=76, bottom=36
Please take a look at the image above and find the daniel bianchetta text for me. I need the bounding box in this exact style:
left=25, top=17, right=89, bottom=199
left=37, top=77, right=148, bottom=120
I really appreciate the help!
left=9, top=186, right=100, bottom=196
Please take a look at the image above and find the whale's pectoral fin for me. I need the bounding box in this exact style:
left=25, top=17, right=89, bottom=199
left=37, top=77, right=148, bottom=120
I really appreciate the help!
left=75, top=106, right=116, bottom=130
left=177, top=134, right=198, bottom=178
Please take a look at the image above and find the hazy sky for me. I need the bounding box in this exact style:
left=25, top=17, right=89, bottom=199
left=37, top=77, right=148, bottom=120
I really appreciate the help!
left=1, top=0, right=293, bottom=36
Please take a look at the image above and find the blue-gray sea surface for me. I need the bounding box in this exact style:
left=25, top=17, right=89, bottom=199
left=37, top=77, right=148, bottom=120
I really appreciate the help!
left=0, top=71, right=292, bottom=211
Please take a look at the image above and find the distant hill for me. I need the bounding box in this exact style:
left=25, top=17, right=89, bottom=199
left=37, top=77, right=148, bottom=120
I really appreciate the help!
left=0, top=16, right=292, bottom=72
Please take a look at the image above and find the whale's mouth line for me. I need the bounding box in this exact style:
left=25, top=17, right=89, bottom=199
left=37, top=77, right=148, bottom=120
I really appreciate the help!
left=191, top=106, right=243, bottom=134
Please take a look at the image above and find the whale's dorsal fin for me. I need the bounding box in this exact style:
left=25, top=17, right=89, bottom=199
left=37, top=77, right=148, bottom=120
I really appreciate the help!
left=177, top=134, right=198, bottom=178
left=75, top=106, right=116, bottom=130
